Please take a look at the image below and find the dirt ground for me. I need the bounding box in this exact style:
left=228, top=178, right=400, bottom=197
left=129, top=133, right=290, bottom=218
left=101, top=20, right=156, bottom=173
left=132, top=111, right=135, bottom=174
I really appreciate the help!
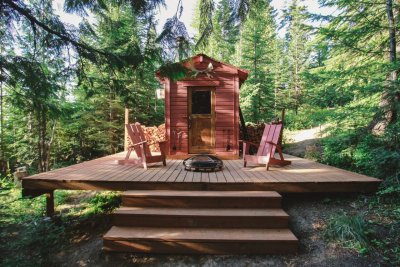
left=284, top=125, right=327, bottom=157
left=50, top=193, right=387, bottom=267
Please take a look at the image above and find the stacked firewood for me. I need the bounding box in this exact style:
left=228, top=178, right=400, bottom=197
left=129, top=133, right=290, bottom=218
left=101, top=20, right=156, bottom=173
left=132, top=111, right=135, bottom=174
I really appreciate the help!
left=239, top=123, right=266, bottom=144
left=143, top=124, right=166, bottom=152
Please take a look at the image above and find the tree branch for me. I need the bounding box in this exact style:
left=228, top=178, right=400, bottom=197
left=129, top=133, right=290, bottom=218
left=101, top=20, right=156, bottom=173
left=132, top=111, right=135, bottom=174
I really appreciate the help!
left=4, top=0, right=111, bottom=58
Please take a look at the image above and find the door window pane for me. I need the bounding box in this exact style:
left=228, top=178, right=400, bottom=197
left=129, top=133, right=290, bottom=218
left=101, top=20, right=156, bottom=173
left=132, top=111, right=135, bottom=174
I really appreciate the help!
left=192, top=90, right=211, bottom=114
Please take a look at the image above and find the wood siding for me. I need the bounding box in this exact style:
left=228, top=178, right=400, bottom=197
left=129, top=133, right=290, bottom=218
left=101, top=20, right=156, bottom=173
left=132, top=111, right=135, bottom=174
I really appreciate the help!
left=163, top=55, right=245, bottom=157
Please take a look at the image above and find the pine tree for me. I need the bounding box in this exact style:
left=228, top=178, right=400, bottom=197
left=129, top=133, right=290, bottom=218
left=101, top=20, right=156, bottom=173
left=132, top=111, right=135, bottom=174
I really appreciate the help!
left=318, top=0, right=399, bottom=131
left=192, top=0, right=238, bottom=63
left=283, top=0, right=311, bottom=114
left=77, top=2, right=163, bottom=155
left=3, top=0, right=68, bottom=172
left=238, top=0, right=278, bottom=123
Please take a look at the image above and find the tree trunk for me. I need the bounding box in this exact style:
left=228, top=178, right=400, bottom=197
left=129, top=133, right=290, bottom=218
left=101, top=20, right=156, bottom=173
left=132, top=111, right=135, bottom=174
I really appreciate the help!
left=109, top=86, right=116, bottom=154
left=0, top=72, right=5, bottom=175
left=253, top=27, right=259, bottom=122
left=37, top=110, right=47, bottom=173
left=44, top=120, right=56, bottom=171
left=239, top=107, right=248, bottom=141
left=372, top=0, right=399, bottom=133
left=0, top=74, right=3, bottom=160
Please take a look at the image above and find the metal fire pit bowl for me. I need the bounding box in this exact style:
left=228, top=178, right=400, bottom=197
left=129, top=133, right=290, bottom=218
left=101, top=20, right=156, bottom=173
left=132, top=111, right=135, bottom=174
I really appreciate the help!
left=183, top=155, right=223, bottom=172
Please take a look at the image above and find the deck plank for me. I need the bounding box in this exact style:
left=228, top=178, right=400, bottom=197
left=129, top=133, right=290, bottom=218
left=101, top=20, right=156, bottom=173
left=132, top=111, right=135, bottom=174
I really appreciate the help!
left=184, top=169, right=194, bottom=183
left=22, top=153, right=382, bottom=193
left=174, top=167, right=188, bottom=182
left=149, top=160, right=177, bottom=182
left=230, top=160, right=265, bottom=183
left=156, top=160, right=181, bottom=182
left=221, top=165, right=236, bottom=183
left=192, top=171, right=202, bottom=183
left=224, top=160, right=251, bottom=183
left=208, top=171, right=219, bottom=183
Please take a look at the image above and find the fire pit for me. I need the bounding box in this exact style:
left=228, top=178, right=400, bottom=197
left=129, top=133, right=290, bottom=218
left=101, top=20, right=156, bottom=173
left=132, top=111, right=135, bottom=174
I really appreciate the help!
left=183, top=155, right=223, bottom=172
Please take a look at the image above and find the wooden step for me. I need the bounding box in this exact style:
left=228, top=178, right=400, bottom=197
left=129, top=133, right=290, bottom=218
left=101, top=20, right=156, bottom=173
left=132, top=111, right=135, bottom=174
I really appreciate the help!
left=103, top=226, right=298, bottom=254
left=113, top=207, right=289, bottom=228
left=121, top=190, right=282, bottom=208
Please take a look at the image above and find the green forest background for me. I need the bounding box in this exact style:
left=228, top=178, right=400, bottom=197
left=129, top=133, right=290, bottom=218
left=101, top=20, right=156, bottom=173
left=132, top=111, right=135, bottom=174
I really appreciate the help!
left=0, top=0, right=399, bottom=188
left=0, top=1, right=400, bottom=265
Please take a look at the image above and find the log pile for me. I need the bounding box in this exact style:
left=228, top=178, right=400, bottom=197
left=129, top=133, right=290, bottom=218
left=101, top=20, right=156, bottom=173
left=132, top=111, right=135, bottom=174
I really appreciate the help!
left=125, top=124, right=166, bottom=152
left=239, top=123, right=266, bottom=144
left=143, top=124, right=166, bottom=152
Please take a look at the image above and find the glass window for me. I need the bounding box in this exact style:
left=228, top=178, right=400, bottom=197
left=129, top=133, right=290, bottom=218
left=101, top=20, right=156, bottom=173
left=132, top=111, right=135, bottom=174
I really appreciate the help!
left=191, top=90, right=211, bottom=114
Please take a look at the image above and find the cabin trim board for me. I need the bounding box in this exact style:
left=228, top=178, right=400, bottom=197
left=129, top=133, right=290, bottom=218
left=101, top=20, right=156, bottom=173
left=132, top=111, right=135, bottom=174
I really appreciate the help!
left=165, top=78, right=171, bottom=155
left=178, top=80, right=221, bottom=87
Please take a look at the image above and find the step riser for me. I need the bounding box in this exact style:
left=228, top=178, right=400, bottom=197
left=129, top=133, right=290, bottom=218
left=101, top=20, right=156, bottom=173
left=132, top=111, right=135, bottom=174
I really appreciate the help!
left=103, top=239, right=298, bottom=254
left=122, top=197, right=281, bottom=209
left=104, top=191, right=298, bottom=254
left=113, top=214, right=289, bottom=228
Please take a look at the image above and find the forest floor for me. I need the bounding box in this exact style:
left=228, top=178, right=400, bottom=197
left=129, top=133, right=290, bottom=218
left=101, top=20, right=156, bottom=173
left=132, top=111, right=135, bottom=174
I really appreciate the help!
left=1, top=127, right=399, bottom=267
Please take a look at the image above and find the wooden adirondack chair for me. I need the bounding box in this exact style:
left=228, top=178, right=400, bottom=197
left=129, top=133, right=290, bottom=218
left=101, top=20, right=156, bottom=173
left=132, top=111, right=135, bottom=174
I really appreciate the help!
left=243, top=122, right=291, bottom=170
left=117, top=122, right=166, bottom=170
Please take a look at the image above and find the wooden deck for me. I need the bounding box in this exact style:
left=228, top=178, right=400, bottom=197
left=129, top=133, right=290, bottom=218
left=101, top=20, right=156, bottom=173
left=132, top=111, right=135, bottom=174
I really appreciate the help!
left=22, top=152, right=381, bottom=193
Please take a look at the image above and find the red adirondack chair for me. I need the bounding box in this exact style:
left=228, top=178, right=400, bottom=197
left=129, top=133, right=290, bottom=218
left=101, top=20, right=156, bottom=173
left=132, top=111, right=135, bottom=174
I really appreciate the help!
left=117, top=122, right=166, bottom=170
left=243, top=122, right=291, bottom=170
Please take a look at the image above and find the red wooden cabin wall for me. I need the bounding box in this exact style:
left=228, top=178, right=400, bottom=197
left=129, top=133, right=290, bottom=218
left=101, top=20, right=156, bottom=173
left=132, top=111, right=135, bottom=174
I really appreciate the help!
left=161, top=55, right=247, bottom=159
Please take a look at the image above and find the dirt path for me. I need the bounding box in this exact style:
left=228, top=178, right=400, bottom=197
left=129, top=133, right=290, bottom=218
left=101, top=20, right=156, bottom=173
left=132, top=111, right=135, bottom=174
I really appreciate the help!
left=284, top=125, right=327, bottom=158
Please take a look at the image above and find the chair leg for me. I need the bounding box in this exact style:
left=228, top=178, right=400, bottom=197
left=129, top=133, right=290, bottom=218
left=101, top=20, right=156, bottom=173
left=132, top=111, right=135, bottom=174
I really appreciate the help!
left=142, top=161, right=147, bottom=170
left=271, top=145, right=291, bottom=167
left=140, top=145, right=147, bottom=170
left=276, top=145, right=285, bottom=160
left=125, top=148, right=132, bottom=160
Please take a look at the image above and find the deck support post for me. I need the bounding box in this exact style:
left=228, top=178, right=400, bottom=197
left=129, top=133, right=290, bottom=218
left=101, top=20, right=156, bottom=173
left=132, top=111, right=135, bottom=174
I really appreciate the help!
left=45, top=190, right=54, bottom=217
left=124, top=108, right=130, bottom=151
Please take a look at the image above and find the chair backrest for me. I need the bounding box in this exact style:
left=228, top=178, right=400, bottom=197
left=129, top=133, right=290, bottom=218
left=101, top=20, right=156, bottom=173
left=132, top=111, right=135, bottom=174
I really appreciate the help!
left=256, top=122, right=283, bottom=157
left=126, top=123, right=152, bottom=157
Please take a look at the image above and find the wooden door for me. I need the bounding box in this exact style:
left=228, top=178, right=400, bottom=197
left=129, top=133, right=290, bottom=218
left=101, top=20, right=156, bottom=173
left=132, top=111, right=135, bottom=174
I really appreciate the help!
left=188, top=87, right=215, bottom=154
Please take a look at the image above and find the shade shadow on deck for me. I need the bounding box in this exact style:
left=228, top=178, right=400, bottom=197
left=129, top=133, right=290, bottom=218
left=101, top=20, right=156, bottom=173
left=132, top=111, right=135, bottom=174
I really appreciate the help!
left=22, top=152, right=381, bottom=193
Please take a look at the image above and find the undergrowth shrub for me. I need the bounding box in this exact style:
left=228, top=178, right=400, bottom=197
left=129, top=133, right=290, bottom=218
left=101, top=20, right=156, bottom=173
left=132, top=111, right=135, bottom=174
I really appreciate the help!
left=321, top=126, right=400, bottom=184
left=1, top=218, right=65, bottom=267
left=0, top=173, right=14, bottom=189
left=0, top=189, right=121, bottom=266
left=324, top=212, right=371, bottom=253
left=86, top=191, right=121, bottom=216
left=285, top=106, right=335, bottom=130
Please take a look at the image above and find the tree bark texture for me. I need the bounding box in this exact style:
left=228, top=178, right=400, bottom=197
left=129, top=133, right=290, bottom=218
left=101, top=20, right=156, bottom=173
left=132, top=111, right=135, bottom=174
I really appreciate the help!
left=371, top=0, right=399, bottom=133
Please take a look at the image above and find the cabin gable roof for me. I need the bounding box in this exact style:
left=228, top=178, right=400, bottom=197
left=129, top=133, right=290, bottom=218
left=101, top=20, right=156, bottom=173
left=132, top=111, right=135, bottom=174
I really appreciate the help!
left=156, top=54, right=249, bottom=83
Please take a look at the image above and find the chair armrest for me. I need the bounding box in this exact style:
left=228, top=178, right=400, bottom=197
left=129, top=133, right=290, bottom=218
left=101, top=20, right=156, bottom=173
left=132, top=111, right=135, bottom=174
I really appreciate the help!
left=265, top=141, right=278, bottom=146
left=243, top=141, right=260, bottom=147
left=130, top=140, right=147, bottom=146
left=243, top=140, right=260, bottom=155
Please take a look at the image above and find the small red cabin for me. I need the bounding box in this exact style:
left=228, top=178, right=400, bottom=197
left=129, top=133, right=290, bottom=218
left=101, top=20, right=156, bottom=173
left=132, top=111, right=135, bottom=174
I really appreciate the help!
left=157, top=54, right=248, bottom=159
